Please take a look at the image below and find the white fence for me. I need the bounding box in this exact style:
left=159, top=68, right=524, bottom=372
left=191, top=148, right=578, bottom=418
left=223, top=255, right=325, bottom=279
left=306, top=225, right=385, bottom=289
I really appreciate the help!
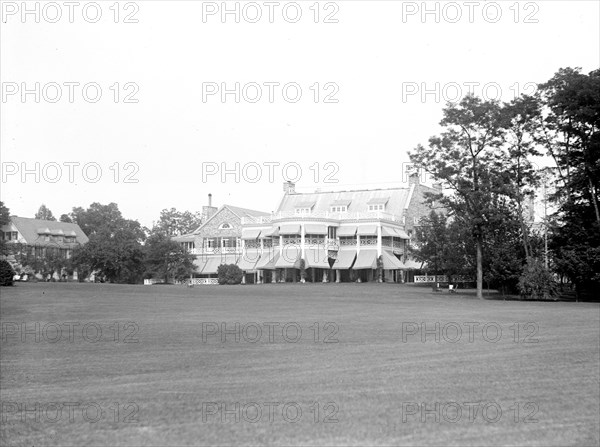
left=189, top=278, right=219, bottom=285
left=414, top=275, right=474, bottom=283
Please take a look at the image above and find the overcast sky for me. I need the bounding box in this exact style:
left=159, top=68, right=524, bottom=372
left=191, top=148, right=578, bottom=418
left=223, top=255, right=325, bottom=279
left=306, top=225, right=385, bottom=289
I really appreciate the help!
left=1, top=0, right=599, bottom=227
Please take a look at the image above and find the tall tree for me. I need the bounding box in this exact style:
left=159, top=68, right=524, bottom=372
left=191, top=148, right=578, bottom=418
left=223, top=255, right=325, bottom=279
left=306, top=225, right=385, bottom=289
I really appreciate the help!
left=152, top=208, right=203, bottom=236
left=34, top=204, right=56, bottom=221
left=68, top=202, right=125, bottom=236
left=538, top=67, right=600, bottom=223
left=0, top=202, right=10, bottom=255
left=500, top=95, right=543, bottom=258
left=539, top=68, right=600, bottom=299
left=67, top=202, right=147, bottom=283
left=410, top=95, right=505, bottom=299
left=411, top=211, right=475, bottom=281
left=144, top=233, right=196, bottom=283
left=59, top=214, right=73, bottom=223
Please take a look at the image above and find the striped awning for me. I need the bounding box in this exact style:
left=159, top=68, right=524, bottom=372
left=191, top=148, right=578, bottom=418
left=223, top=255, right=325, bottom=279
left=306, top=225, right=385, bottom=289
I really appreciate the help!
left=382, top=250, right=404, bottom=269
left=357, top=225, right=378, bottom=236
left=200, top=255, right=238, bottom=274
left=304, top=247, right=330, bottom=269
left=353, top=249, right=378, bottom=269
left=331, top=250, right=356, bottom=270
left=381, top=226, right=400, bottom=237
left=396, top=229, right=410, bottom=239
left=275, top=245, right=301, bottom=268
left=193, top=257, right=209, bottom=272
left=238, top=249, right=261, bottom=271
left=256, top=251, right=279, bottom=270
left=241, top=228, right=262, bottom=240
left=260, top=227, right=279, bottom=238
left=279, top=224, right=301, bottom=235
left=337, top=226, right=357, bottom=237
left=304, top=223, right=328, bottom=235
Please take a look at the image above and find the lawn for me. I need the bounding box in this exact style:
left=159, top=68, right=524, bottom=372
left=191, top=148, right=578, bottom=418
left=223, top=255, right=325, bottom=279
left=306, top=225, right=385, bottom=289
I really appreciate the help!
left=1, top=283, right=599, bottom=446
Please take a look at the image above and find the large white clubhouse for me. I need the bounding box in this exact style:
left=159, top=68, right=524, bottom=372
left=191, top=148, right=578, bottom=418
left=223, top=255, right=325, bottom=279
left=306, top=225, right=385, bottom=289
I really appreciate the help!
left=175, top=174, right=439, bottom=284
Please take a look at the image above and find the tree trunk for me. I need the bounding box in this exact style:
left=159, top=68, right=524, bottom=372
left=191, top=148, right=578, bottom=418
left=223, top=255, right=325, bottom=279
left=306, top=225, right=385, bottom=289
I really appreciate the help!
left=476, top=234, right=483, bottom=299
left=588, top=177, right=600, bottom=225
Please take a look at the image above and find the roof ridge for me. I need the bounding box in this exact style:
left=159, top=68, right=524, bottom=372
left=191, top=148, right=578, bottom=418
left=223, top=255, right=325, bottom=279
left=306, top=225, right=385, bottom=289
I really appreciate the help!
left=291, top=186, right=414, bottom=194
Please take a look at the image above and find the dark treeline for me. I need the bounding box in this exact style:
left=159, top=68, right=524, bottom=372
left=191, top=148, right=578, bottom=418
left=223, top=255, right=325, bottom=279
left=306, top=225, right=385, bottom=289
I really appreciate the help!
left=410, top=67, right=599, bottom=300
left=0, top=202, right=199, bottom=284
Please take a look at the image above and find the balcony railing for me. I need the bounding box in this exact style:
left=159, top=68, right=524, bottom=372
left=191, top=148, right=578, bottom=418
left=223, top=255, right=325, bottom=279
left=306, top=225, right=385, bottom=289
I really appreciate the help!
left=190, top=247, right=242, bottom=255
left=241, top=210, right=402, bottom=225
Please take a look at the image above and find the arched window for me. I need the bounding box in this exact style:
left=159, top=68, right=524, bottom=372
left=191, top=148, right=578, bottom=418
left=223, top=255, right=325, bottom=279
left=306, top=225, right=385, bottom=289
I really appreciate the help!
left=219, top=223, right=231, bottom=230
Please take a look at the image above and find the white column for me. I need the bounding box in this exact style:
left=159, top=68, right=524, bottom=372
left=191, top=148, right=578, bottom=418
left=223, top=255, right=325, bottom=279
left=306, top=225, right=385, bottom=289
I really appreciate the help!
left=301, top=223, right=305, bottom=259
left=377, top=225, right=382, bottom=257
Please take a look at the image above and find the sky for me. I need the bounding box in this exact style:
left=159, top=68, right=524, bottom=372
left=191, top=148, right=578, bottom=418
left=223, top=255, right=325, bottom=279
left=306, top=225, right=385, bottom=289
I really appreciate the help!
left=1, top=0, right=599, bottom=228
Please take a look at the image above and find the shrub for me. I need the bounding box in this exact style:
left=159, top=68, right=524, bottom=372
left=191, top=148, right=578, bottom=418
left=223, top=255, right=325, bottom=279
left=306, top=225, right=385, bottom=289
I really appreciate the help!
left=217, top=264, right=243, bottom=285
left=518, top=258, right=558, bottom=300
left=0, top=259, right=16, bottom=286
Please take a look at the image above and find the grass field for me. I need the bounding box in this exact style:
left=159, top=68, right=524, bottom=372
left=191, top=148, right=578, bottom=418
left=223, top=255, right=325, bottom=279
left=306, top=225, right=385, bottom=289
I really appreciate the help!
left=1, top=282, right=599, bottom=446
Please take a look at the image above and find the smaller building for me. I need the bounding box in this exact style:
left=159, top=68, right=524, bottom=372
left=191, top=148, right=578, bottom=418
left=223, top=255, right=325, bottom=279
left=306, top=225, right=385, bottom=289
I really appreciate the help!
left=1, top=216, right=89, bottom=279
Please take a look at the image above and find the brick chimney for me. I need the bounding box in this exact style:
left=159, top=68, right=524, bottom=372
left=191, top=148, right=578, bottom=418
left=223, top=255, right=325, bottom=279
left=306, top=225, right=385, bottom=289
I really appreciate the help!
left=201, top=193, right=217, bottom=222
left=283, top=181, right=296, bottom=195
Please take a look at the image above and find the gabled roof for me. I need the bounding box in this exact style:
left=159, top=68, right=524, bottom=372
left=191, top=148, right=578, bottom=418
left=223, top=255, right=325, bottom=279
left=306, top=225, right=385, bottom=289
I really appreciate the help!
left=276, top=187, right=413, bottom=215
left=8, top=216, right=89, bottom=246
left=192, top=204, right=269, bottom=234
left=224, top=205, right=270, bottom=218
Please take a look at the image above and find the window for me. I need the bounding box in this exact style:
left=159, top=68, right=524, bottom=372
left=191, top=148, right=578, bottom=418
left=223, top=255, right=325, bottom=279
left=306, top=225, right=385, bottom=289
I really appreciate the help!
left=4, top=231, right=18, bottom=241
left=330, top=206, right=347, bottom=213
left=368, top=204, right=385, bottom=211
left=328, top=226, right=337, bottom=239
left=295, top=208, right=311, bottom=215
left=206, top=238, right=216, bottom=249
left=219, top=223, right=231, bottom=229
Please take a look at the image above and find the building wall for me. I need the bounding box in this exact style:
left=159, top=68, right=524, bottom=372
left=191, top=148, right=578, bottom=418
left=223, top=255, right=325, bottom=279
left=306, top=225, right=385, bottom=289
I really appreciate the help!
left=194, top=207, right=242, bottom=246
left=403, top=184, right=440, bottom=233
left=0, top=223, right=26, bottom=244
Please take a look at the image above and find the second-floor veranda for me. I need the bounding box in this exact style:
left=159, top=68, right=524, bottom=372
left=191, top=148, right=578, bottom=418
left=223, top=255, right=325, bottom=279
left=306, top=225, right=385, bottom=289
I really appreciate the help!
left=187, top=233, right=407, bottom=256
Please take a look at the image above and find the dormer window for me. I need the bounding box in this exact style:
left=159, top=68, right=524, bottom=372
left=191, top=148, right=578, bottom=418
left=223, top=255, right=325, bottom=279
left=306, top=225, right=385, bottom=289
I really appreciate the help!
left=367, top=197, right=389, bottom=212
left=294, top=200, right=315, bottom=215
left=330, top=205, right=347, bottom=213
left=368, top=204, right=385, bottom=211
